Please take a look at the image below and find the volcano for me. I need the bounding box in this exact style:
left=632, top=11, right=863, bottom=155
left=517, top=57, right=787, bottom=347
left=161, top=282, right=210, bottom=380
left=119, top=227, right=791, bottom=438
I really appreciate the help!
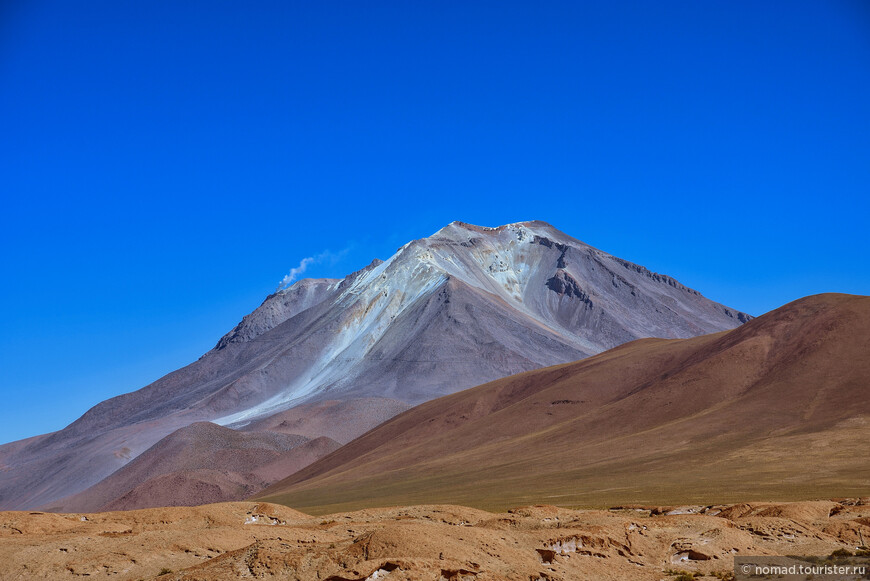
left=0, top=221, right=749, bottom=510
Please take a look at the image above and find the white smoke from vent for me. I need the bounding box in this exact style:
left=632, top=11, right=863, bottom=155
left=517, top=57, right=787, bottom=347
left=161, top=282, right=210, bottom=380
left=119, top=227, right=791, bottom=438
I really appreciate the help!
left=276, top=248, right=349, bottom=292
left=277, top=256, right=317, bottom=290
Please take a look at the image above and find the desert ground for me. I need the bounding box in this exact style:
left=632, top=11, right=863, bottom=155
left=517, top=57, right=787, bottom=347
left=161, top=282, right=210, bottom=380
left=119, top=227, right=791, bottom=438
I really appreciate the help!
left=2, top=498, right=869, bottom=580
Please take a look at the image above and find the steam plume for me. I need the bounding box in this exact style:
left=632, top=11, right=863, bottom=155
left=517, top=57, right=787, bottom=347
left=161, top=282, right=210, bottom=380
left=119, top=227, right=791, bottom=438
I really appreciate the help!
left=276, top=248, right=349, bottom=291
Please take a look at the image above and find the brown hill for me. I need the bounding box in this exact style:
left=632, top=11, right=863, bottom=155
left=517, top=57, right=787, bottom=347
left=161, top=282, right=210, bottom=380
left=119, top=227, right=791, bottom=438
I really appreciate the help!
left=99, top=436, right=343, bottom=512
left=258, top=293, right=870, bottom=514
left=43, top=398, right=398, bottom=513
left=48, top=423, right=341, bottom=512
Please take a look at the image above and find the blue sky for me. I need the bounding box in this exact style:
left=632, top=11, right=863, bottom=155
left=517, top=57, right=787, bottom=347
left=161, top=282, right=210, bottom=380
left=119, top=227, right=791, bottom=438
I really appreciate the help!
left=1, top=1, right=868, bottom=444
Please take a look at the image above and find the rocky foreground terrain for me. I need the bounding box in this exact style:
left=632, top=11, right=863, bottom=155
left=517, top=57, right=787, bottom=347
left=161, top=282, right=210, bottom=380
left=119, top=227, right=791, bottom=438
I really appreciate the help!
left=2, top=499, right=869, bottom=580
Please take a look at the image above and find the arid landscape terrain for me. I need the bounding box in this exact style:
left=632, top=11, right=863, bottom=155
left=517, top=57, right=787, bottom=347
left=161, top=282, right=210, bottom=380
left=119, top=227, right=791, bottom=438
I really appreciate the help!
left=1, top=225, right=867, bottom=580
left=2, top=499, right=869, bottom=580
left=6, top=1, right=867, bottom=578
left=1, top=292, right=867, bottom=580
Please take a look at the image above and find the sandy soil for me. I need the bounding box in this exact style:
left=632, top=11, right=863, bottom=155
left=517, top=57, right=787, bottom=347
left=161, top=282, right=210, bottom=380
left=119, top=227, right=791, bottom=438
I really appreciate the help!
left=2, top=499, right=869, bottom=580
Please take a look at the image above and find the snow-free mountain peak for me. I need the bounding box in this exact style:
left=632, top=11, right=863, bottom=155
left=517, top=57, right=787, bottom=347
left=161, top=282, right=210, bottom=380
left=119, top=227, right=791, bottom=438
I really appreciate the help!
left=213, top=220, right=751, bottom=425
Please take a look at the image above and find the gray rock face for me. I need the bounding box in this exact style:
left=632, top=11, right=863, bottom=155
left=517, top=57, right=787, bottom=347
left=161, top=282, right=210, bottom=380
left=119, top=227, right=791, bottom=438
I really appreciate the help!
left=215, top=278, right=341, bottom=349
left=0, top=221, right=750, bottom=510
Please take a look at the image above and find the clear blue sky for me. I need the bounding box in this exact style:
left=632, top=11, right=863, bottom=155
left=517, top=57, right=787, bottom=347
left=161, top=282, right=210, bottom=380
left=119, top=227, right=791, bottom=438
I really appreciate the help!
left=1, top=1, right=868, bottom=444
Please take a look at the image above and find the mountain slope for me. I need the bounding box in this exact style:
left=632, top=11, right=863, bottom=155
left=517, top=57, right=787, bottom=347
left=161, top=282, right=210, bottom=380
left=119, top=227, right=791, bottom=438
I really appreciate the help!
left=48, top=422, right=312, bottom=512
left=236, top=397, right=412, bottom=444
left=97, top=436, right=343, bottom=512
left=0, top=221, right=749, bottom=510
left=258, top=293, right=870, bottom=514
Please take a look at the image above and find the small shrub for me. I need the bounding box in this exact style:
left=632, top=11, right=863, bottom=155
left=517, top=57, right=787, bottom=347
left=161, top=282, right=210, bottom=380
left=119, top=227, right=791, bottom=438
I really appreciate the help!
left=830, top=548, right=853, bottom=557
left=157, top=568, right=173, bottom=576
left=664, top=569, right=700, bottom=580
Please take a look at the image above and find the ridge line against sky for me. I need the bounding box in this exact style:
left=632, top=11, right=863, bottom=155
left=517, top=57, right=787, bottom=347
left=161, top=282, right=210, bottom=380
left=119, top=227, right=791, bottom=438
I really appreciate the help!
left=0, top=0, right=868, bottom=444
